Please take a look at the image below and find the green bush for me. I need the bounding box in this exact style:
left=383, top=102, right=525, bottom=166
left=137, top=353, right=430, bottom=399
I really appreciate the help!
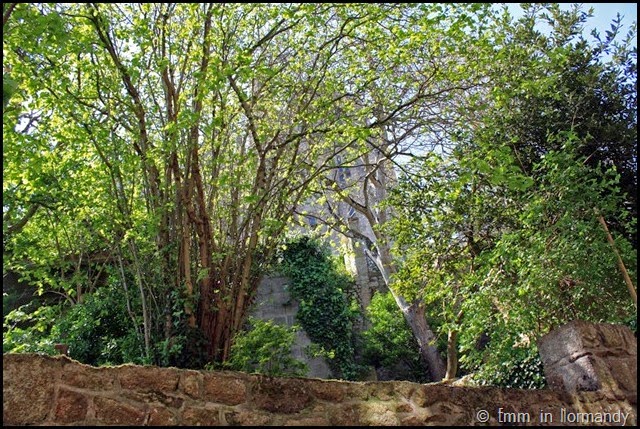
left=361, top=291, right=428, bottom=383
left=3, top=302, right=59, bottom=355
left=50, top=284, right=144, bottom=366
left=155, top=289, right=209, bottom=369
left=471, top=345, right=546, bottom=390
left=224, top=317, right=307, bottom=377
left=624, top=314, right=637, bottom=336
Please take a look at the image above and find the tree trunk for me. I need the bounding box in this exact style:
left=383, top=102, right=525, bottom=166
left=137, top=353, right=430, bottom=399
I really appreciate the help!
left=406, top=302, right=447, bottom=381
left=445, top=329, right=458, bottom=380
left=366, top=245, right=447, bottom=382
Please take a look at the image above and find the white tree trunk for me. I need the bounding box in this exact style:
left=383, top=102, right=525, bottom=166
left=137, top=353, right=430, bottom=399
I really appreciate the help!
left=366, top=244, right=446, bottom=382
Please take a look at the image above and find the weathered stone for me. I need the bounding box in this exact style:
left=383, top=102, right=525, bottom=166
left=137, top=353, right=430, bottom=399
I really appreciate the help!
left=309, top=402, right=331, bottom=414
left=608, top=356, right=637, bottom=394
left=54, top=388, right=88, bottom=423
left=253, top=376, right=312, bottom=414
left=224, top=410, right=273, bottom=426
left=122, top=390, right=184, bottom=408
left=117, top=365, right=180, bottom=392
left=182, top=406, right=220, bottom=426
left=412, top=387, right=479, bottom=425
left=179, top=370, right=202, bottom=398
left=400, top=415, right=424, bottom=426
left=395, top=402, right=413, bottom=413
left=538, top=320, right=637, bottom=395
left=2, top=332, right=638, bottom=428
left=390, top=380, right=417, bottom=401
left=547, top=355, right=604, bottom=393
left=358, top=401, right=400, bottom=426
left=344, top=381, right=371, bottom=401
left=369, top=381, right=397, bottom=401
left=2, top=353, right=62, bottom=425
left=586, top=322, right=635, bottom=352
left=283, top=416, right=331, bottom=425
left=538, top=321, right=589, bottom=366
left=162, top=394, right=184, bottom=408
left=306, top=379, right=346, bottom=402
left=147, top=406, right=179, bottom=426
left=62, top=364, right=116, bottom=390
left=203, top=372, right=247, bottom=405
left=411, top=384, right=448, bottom=408
left=93, top=396, right=145, bottom=425
left=329, top=403, right=362, bottom=426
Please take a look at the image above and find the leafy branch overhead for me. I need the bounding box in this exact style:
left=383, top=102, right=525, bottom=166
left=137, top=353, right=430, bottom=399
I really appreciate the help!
left=2, top=3, right=636, bottom=387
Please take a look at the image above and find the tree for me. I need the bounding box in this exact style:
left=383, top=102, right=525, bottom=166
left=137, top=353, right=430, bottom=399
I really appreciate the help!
left=484, top=4, right=637, bottom=246
left=361, top=291, right=429, bottom=383
left=382, top=4, right=637, bottom=386
left=4, top=3, right=494, bottom=370
left=300, top=3, right=499, bottom=381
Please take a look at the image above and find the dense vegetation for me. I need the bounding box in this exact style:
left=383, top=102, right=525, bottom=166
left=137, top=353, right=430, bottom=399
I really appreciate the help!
left=3, top=3, right=636, bottom=387
left=221, top=317, right=308, bottom=377
left=279, top=236, right=364, bottom=380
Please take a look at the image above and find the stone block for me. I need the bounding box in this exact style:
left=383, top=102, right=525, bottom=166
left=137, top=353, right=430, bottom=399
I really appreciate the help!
left=54, top=387, right=88, bottom=423
left=181, top=406, right=220, bottom=426
left=538, top=320, right=637, bottom=395
left=538, top=321, right=590, bottom=367
left=62, top=364, right=116, bottom=390
left=203, top=372, right=247, bottom=405
left=608, top=357, right=637, bottom=393
left=224, top=409, right=273, bottom=426
left=117, top=365, right=180, bottom=392
left=121, top=390, right=184, bottom=409
left=283, top=416, right=331, bottom=425
left=305, top=379, right=346, bottom=402
left=2, top=354, right=61, bottom=425
left=358, top=401, right=400, bottom=426
left=147, top=406, right=179, bottom=426
left=253, top=376, right=312, bottom=413
left=370, top=381, right=397, bottom=401
left=395, top=402, right=413, bottom=413
left=329, top=403, right=362, bottom=426
left=179, top=370, right=202, bottom=398
left=93, top=396, right=145, bottom=425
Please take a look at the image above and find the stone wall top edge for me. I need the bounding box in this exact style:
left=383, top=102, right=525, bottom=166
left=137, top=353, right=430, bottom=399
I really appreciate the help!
left=3, top=352, right=569, bottom=399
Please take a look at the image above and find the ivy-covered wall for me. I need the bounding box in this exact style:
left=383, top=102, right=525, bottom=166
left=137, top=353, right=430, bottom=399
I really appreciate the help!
left=251, top=274, right=331, bottom=378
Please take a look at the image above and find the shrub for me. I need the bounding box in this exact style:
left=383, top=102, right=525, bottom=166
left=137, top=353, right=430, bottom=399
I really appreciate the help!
left=224, top=317, right=307, bottom=377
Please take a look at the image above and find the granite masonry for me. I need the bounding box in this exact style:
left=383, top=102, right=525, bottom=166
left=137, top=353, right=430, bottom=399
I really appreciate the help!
left=3, top=321, right=636, bottom=426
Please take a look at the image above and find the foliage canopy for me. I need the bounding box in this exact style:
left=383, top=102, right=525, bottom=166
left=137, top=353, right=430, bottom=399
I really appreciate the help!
left=3, top=3, right=636, bottom=386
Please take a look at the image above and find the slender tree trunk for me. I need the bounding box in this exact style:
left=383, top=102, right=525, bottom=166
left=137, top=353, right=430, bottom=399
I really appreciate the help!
left=128, top=239, right=151, bottom=360
left=366, top=244, right=447, bottom=382
left=597, top=214, right=637, bottom=308
left=445, top=329, right=458, bottom=380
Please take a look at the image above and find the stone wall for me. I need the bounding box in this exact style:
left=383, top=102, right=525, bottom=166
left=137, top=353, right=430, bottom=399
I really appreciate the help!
left=0, top=354, right=632, bottom=426
left=538, top=320, right=637, bottom=405
left=251, top=275, right=331, bottom=378
left=3, top=321, right=636, bottom=426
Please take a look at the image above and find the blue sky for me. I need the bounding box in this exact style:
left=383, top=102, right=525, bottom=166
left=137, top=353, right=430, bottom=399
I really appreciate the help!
left=506, top=3, right=637, bottom=43
left=582, top=3, right=637, bottom=34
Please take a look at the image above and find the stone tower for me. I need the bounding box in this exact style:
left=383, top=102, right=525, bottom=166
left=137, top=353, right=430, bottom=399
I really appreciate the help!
left=250, top=146, right=392, bottom=378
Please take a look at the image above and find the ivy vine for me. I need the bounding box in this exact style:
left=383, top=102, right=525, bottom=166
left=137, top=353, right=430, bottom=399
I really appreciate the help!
left=279, top=236, right=363, bottom=380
